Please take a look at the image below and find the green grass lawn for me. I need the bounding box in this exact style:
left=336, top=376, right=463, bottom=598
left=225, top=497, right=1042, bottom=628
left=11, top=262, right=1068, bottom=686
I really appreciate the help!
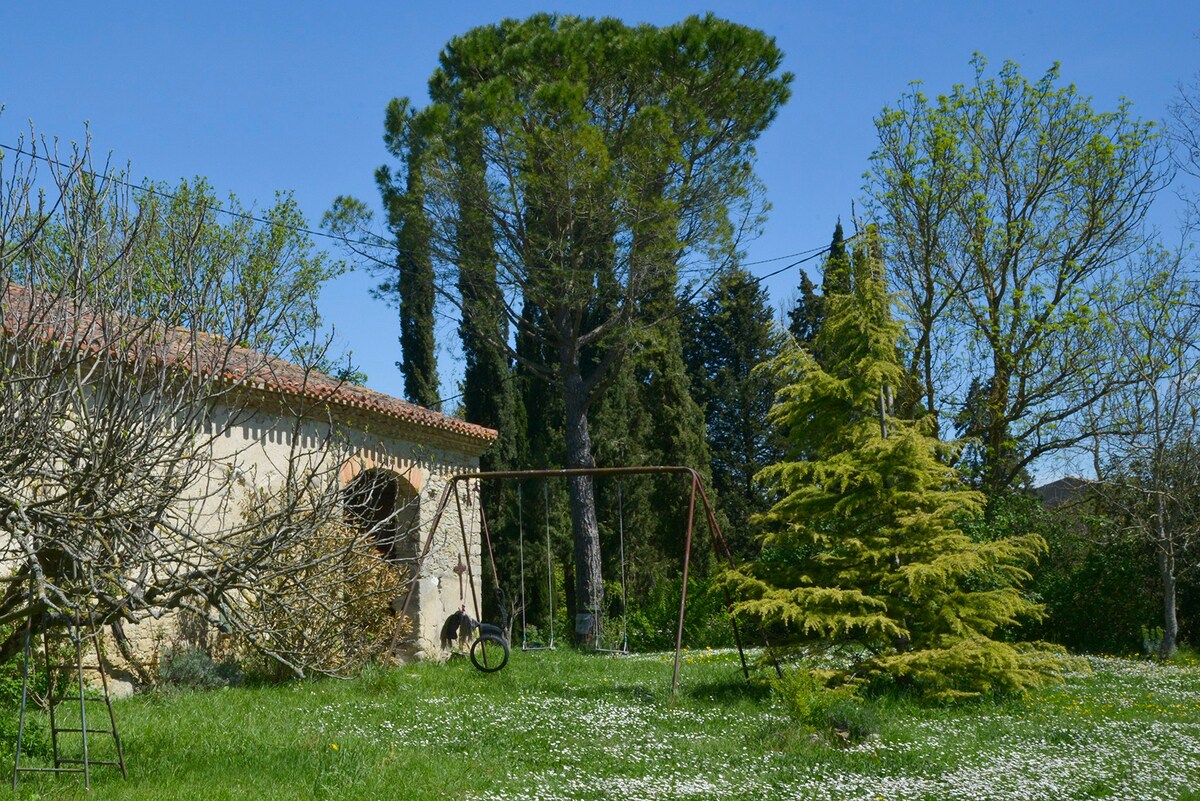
left=4, top=649, right=1199, bottom=800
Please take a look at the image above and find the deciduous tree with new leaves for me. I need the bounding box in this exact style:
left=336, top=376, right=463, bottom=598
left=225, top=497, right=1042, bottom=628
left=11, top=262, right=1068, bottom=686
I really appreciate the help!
left=868, top=57, right=1166, bottom=489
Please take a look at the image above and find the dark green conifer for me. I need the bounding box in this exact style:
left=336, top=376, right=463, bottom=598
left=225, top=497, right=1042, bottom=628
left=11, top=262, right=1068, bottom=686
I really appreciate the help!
left=379, top=101, right=440, bottom=409
left=822, top=219, right=850, bottom=296
left=684, top=267, right=783, bottom=558
left=788, top=220, right=851, bottom=355
left=787, top=270, right=823, bottom=344
left=454, top=121, right=519, bottom=470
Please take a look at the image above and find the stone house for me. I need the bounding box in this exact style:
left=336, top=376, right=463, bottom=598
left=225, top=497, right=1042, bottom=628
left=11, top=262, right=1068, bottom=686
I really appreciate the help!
left=1, top=282, right=493, bottom=669
left=198, top=350, right=496, bottom=659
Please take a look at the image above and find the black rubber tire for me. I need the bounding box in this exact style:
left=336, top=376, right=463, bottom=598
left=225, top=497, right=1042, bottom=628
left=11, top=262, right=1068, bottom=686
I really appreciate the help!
left=470, top=633, right=510, bottom=673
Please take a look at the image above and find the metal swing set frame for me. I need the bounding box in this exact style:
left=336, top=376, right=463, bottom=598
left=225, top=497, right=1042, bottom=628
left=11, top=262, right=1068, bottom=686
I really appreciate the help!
left=395, top=465, right=777, bottom=699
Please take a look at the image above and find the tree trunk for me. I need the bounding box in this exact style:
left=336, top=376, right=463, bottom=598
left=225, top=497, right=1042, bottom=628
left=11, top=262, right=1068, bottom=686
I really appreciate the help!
left=1156, top=492, right=1178, bottom=659
left=562, top=361, right=603, bottom=646
left=982, top=363, right=1013, bottom=495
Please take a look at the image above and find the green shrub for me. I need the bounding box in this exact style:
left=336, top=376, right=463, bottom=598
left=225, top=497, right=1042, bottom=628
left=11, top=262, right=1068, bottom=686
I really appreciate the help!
left=626, top=574, right=735, bottom=651
left=158, top=646, right=242, bottom=689
left=777, top=669, right=877, bottom=744
left=1168, top=643, right=1199, bottom=666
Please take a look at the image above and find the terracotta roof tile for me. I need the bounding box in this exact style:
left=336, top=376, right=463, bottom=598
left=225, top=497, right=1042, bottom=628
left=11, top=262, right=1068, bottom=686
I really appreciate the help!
left=1, top=282, right=497, bottom=446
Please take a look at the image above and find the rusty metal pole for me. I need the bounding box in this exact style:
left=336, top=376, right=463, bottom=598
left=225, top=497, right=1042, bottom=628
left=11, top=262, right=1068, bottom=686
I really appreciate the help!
left=693, top=479, right=753, bottom=683
left=395, top=465, right=759, bottom=691
left=694, top=478, right=783, bottom=679
left=671, top=472, right=699, bottom=701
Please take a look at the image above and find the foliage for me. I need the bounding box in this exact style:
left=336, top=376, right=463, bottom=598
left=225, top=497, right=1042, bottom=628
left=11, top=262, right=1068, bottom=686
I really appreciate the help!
left=787, top=269, right=823, bottom=344
left=375, top=101, right=441, bottom=408
left=684, top=267, right=785, bottom=559
left=157, top=646, right=242, bottom=690
left=232, top=486, right=411, bottom=679
left=787, top=220, right=849, bottom=351
left=969, top=492, right=1158, bottom=655
left=728, top=231, right=1064, bottom=699
left=867, top=56, right=1166, bottom=492
left=625, top=575, right=736, bottom=652
left=362, top=13, right=792, bottom=639
left=776, top=668, right=878, bottom=743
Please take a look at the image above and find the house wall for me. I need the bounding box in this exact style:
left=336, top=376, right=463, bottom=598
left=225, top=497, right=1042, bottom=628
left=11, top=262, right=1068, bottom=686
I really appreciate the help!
left=104, top=396, right=486, bottom=683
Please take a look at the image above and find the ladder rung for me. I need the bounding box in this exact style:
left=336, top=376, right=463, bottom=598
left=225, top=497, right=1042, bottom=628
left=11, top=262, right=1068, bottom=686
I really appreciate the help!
left=14, top=618, right=127, bottom=790
left=53, top=727, right=116, bottom=735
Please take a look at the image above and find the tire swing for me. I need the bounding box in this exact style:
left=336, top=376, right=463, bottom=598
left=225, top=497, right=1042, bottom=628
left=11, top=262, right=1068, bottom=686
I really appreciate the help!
left=469, top=623, right=510, bottom=672
left=452, top=482, right=511, bottom=673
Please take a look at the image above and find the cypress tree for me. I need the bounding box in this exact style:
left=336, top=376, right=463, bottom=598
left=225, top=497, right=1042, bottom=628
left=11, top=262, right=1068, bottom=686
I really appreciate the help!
left=454, top=121, right=519, bottom=469
left=454, top=121, right=525, bottom=626
left=730, top=229, right=1066, bottom=699
left=629, top=196, right=712, bottom=570
left=379, top=101, right=440, bottom=409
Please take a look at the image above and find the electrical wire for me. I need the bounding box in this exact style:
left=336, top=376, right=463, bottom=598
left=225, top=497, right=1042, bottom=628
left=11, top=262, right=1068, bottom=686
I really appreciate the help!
left=2, top=138, right=853, bottom=409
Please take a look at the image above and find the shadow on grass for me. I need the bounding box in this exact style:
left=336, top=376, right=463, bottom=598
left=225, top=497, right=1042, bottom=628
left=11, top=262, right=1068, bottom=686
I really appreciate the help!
left=681, top=675, right=772, bottom=704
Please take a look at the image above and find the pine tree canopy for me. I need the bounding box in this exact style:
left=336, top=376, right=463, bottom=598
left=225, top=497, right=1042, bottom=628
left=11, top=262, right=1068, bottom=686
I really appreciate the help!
left=728, top=230, right=1069, bottom=700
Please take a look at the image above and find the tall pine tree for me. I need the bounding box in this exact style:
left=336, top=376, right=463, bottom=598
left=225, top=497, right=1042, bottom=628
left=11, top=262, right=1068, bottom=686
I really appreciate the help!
left=730, top=229, right=1065, bottom=699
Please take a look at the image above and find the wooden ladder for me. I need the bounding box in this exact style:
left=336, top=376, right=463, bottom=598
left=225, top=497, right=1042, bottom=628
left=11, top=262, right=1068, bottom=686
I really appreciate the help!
left=12, top=597, right=128, bottom=790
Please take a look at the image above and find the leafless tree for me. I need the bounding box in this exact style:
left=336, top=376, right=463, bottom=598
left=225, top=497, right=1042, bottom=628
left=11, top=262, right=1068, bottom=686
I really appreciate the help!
left=0, top=128, right=410, bottom=679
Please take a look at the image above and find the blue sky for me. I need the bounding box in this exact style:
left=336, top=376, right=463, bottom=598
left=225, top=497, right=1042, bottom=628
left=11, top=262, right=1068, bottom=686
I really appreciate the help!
left=2, top=1, right=1196, bottom=421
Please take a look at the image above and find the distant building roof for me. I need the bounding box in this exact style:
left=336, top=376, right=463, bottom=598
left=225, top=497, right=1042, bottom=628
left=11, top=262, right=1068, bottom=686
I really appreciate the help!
left=1034, top=476, right=1091, bottom=508
left=1, top=282, right=497, bottom=449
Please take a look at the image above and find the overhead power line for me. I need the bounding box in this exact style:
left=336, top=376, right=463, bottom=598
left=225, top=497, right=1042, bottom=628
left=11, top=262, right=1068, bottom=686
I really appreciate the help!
left=3, top=138, right=857, bottom=410
left=1, top=139, right=850, bottom=287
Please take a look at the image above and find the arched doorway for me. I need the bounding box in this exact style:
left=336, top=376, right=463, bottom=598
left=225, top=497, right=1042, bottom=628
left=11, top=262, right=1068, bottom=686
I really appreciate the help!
left=343, top=468, right=420, bottom=562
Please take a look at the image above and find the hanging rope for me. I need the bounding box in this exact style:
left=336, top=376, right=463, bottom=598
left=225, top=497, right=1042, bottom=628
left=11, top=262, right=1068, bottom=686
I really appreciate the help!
left=596, top=479, right=631, bottom=654
left=518, top=484, right=528, bottom=649
left=616, top=479, right=629, bottom=653
left=516, top=481, right=556, bottom=651
left=545, top=482, right=554, bottom=649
